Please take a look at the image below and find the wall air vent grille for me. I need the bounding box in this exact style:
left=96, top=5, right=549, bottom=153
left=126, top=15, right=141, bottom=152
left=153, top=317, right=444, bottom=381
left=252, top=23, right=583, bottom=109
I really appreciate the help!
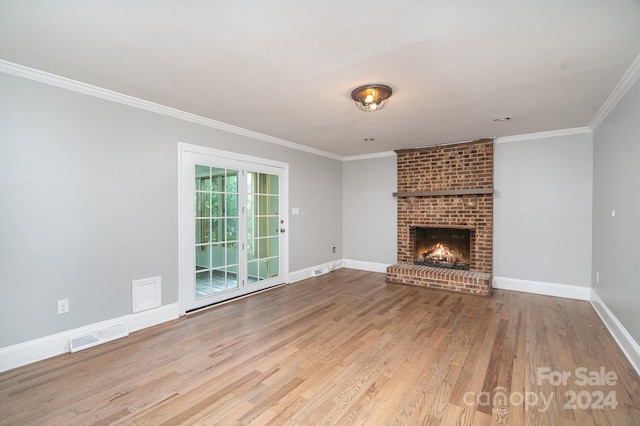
left=69, top=323, right=129, bottom=353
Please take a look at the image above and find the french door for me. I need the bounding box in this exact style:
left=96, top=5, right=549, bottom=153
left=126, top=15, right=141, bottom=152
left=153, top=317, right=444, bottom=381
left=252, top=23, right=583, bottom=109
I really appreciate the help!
left=179, top=144, right=288, bottom=312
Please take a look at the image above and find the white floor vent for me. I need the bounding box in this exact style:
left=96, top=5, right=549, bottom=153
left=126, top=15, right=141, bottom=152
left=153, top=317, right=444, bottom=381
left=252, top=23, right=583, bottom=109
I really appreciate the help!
left=311, top=262, right=345, bottom=277
left=69, top=323, right=129, bottom=353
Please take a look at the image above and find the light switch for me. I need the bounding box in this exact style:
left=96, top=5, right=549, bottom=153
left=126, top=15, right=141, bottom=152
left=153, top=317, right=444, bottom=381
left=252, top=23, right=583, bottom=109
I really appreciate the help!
left=292, top=208, right=300, bottom=215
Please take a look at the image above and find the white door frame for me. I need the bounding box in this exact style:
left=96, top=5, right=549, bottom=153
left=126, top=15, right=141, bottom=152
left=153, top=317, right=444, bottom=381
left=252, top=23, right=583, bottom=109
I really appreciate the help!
left=177, top=142, right=289, bottom=315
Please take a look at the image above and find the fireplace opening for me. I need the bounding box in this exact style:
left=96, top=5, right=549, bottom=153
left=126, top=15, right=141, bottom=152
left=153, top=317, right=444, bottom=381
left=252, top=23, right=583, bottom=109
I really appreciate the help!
left=414, top=227, right=471, bottom=270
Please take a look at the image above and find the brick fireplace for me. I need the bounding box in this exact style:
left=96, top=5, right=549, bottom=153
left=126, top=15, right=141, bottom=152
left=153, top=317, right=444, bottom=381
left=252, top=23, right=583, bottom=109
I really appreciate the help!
left=386, top=139, right=494, bottom=296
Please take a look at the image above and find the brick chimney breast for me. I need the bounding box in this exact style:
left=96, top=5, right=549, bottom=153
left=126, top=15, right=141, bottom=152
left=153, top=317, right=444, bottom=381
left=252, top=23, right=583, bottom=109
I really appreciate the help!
left=387, top=139, right=494, bottom=296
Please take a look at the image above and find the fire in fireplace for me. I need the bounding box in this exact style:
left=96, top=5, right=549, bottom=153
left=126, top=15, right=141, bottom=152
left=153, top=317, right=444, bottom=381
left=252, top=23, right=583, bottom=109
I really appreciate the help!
left=414, top=227, right=471, bottom=270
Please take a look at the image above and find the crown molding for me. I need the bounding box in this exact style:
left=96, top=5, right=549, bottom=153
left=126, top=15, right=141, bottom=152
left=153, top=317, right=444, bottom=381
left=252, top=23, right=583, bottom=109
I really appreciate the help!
left=6, top=55, right=636, bottom=159
left=342, top=151, right=396, bottom=162
left=589, top=54, right=640, bottom=131
left=0, top=60, right=342, bottom=161
left=495, top=127, right=592, bottom=144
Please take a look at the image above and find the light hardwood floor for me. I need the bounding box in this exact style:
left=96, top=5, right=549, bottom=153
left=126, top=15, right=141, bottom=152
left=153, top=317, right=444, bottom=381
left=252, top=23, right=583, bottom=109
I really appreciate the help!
left=1, top=269, right=639, bottom=425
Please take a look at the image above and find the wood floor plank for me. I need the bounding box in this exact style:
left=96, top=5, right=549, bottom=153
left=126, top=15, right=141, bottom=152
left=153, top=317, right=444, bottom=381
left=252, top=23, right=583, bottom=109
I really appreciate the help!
left=1, top=268, right=639, bottom=425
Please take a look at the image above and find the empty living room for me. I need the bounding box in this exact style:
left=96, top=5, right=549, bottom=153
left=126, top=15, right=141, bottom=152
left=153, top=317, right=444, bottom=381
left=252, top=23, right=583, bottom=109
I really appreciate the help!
left=1, top=2, right=639, bottom=425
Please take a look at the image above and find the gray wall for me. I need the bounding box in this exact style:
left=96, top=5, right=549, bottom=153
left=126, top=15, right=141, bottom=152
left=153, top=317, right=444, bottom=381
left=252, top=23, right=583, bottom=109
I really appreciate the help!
left=4, top=65, right=633, bottom=352
left=342, top=156, right=397, bottom=264
left=0, top=73, right=342, bottom=347
left=592, top=77, right=640, bottom=344
left=494, top=133, right=593, bottom=286
left=342, top=137, right=595, bottom=287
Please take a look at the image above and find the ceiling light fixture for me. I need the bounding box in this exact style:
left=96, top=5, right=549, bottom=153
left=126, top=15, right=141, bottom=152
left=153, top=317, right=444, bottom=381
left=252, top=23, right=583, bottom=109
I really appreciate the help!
left=363, top=138, right=375, bottom=141
left=351, top=84, right=393, bottom=112
left=493, top=116, right=511, bottom=122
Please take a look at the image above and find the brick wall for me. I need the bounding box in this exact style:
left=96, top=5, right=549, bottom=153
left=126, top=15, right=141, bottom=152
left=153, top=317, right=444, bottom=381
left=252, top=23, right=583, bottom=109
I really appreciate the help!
left=388, top=139, right=494, bottom=295
left=396, top=139, right=493, bottom=193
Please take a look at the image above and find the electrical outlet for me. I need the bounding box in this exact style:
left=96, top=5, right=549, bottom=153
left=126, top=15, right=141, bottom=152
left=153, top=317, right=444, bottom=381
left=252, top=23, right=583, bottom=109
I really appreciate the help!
left=57, top=299, right=69, bottom=314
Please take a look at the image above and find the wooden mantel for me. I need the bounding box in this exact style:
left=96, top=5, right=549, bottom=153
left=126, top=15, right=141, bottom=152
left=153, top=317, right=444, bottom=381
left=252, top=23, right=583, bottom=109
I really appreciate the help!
left=392, top=188, right=494, bottom=197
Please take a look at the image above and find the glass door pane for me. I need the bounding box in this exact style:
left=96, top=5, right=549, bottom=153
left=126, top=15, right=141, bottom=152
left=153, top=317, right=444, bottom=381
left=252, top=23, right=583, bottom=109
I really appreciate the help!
left=247, top=172, right=279, bottom=284
left=181, top=146, right=286, bottom=312
left=194, top=165, right=240, bottom=298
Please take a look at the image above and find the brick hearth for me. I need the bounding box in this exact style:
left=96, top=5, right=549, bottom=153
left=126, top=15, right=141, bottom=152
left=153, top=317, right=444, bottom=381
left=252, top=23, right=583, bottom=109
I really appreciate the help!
left=387, top=264, right=492, bottom=296
left=387, top=139, right=494, bottom=296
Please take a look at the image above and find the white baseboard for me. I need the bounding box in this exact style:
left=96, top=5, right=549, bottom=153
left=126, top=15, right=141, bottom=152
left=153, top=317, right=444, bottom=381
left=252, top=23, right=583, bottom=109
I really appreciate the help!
left=288, top=260, right=346, bottom=283
left=0, top=303, right=180, bottom=373
left=343, top=259, right=391, bottom=273
left=493, top=276, right=591, bottom=300
left=288, top=259, right=390, bottom=283
left=590, top=290, right=640, bottom=377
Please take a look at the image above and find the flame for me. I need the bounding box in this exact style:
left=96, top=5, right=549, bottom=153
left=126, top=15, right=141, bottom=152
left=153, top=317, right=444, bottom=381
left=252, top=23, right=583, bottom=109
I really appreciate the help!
left=415, top=239, right=469, bottom=270
left=423, top=243, right=455, bottom=263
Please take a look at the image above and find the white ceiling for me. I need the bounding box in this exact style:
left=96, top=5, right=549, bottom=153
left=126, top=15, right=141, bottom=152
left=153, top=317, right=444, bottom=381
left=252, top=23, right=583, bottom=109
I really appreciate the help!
left=1, top=1, right=639, bottom=156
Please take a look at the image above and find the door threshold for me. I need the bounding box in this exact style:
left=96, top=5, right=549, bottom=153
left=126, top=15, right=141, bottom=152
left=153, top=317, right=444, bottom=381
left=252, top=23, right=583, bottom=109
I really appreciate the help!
left=185, top=283, right=286, bottom=315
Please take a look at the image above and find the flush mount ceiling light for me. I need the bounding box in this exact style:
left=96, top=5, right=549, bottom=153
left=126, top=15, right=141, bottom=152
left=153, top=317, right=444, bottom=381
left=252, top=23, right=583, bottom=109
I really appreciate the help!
left=351, top=84, right=393, bottom=112
left=493, top=116, right=511, bottom=122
